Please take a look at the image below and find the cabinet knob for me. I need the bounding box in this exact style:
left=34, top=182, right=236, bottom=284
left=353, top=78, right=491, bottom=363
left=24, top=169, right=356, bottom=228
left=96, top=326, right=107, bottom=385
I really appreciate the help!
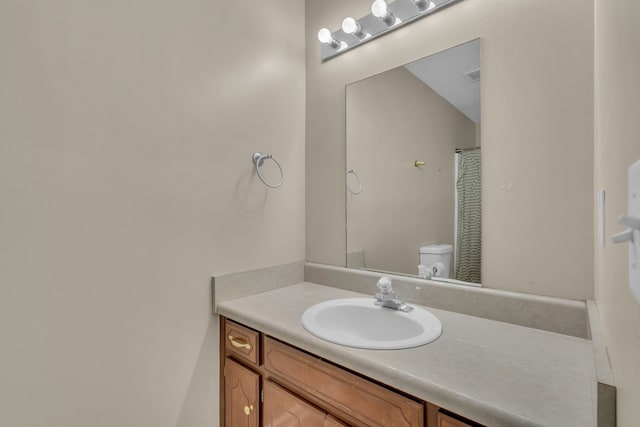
left=228, top=335, right=252, bottom=350
left=243, top=405, right=254, bottom=416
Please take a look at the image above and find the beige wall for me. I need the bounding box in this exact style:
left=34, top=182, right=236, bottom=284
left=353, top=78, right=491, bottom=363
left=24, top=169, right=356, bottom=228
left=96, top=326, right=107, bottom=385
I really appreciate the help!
left=346, top=67, right=475, bottom=275
left=0, top=1, right=305, bottom=426
left=594, top=0, right=640, bottom=425
left=306, top=0, right=594, bottom=300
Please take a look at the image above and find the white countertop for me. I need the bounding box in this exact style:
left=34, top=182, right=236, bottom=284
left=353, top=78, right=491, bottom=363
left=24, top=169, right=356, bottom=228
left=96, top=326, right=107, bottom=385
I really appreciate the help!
left=217, top=282, right=596, bottom=427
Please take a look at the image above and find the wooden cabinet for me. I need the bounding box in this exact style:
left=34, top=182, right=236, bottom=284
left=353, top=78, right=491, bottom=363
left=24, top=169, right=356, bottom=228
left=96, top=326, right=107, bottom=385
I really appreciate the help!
left=436, top=412, right=479, bottom=427
left=263, top=380, right=326, bottom=427
left=220, top=317, right=484, bottom=427
left=225, top=319, right=260, bottom=365
left=324, top=415, right=348, bottom=427
left=263, top=336, right=423, bottom=427
left=224, top=358, right=260, bottom=427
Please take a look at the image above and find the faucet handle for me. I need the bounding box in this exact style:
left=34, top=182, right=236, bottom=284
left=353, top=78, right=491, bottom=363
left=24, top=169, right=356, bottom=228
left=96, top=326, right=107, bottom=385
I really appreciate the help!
left=376, top=277, right=394, bottom=294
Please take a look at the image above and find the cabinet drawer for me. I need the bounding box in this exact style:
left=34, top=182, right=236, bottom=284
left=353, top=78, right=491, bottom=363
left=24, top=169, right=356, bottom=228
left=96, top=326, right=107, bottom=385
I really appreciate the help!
left=225, top=319, right=260, bottom=365
left=264, top=337, right=423, bottom=427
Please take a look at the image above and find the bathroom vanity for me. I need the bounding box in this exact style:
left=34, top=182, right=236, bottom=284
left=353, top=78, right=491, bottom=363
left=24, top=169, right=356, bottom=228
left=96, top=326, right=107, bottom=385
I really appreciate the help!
left=222, top=318, right=470, bottom=426
left=216, top=281, right=597, bottom=427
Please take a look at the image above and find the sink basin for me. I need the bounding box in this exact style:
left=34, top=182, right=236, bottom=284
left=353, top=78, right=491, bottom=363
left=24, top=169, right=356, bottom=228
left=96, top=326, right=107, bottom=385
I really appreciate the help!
left=301, top=298, right=442, bottom=350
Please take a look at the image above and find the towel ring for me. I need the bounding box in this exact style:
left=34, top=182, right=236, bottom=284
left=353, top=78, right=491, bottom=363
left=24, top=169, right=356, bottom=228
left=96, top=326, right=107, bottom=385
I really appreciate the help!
left=346, top=169, right=362, bottom=195
left=252, top=152, right=284, bottom=188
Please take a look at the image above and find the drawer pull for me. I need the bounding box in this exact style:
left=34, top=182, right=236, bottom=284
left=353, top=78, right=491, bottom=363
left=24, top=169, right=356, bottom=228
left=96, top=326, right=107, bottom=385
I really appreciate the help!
left=243, top=405, right=254, bottom=416
left=228, top=334, right=252, bottom=350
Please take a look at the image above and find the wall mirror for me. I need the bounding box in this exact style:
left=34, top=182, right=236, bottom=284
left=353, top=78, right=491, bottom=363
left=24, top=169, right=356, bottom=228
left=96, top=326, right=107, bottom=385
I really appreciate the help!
left=346, top=39, right=481, bottom=285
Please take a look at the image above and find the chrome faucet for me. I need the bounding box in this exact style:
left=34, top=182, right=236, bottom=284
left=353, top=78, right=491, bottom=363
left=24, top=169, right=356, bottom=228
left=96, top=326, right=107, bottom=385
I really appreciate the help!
left=374, top=277, right=413, bottom=312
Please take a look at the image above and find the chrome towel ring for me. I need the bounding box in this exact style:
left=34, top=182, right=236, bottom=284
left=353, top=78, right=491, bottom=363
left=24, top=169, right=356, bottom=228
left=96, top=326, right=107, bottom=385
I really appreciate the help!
left=252, top=152, right=284, bottom=188
left=346, top=169, right=362, bottom=195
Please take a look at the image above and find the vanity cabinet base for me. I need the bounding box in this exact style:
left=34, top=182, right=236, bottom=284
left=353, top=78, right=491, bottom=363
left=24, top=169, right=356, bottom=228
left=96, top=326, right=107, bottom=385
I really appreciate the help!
left=220, top=317, right=482, bottom=427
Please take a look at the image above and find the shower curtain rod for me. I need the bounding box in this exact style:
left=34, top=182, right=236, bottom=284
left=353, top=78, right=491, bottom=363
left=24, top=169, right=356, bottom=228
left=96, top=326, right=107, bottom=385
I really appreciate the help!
left=455, top=147, right=481, bottom=153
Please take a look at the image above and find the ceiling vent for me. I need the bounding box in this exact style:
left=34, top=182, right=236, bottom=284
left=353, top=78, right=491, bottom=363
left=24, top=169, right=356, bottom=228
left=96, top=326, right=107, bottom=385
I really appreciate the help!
left=464, top=68, right=481, bottom=83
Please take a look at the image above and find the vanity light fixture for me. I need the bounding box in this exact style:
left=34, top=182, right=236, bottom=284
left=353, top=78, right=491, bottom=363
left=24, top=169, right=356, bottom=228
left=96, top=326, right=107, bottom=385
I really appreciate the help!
left=342, top=17, right=367, bottom=39
left=318, top=0, right=464, bottom=62
left=414, top=0, right=437, bottom=11
left=371, top=0, right=397, bottom=26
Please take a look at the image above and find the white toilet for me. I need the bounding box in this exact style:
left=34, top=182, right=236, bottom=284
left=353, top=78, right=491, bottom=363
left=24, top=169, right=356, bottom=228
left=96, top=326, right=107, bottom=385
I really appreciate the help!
left=419, top=244, right=453, bottom=278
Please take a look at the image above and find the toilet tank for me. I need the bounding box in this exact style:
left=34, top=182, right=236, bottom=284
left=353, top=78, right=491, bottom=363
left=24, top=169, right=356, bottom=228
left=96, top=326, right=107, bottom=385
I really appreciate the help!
left=419, top=244, right=453, bottom=278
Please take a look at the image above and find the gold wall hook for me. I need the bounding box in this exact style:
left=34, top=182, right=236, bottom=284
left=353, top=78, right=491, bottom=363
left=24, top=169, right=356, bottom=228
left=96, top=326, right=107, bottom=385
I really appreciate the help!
left=414, top=161, right=425, bottom=167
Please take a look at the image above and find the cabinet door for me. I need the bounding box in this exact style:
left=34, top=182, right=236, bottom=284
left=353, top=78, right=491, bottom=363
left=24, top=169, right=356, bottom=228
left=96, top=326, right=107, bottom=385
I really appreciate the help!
left=437, top=412, right=475, bottom=427
left=224, top=358, right=260, bottom=427
left=263, top=381, right=326, bottom=427
left=324, top=415, right=349, bottom=427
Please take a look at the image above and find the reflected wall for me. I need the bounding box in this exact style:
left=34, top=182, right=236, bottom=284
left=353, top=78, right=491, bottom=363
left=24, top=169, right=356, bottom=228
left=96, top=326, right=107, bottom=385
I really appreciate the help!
left=346, top=63, right=476, bottom=277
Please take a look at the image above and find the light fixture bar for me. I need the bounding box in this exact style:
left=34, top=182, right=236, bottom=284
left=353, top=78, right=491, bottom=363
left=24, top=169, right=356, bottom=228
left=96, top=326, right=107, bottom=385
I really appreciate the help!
left=414, top=0, right=437, bottom=11
left=319, top=0, right=463, bottom=62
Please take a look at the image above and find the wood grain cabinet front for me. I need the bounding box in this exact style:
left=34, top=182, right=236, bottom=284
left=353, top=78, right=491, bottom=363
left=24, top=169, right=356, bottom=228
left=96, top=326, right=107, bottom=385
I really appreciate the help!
left=436, top=412, right=479, bottom=427
left=220, top=316, right=484, bottom=427
left=263, top=380, right=350, bottom=427
left=324, top=415, right=349, bottom=427
left=263, top=380, right=327, bottom=427
left=224, top=358, right=260, bottom=427
left=225, top=319, right=260, bottom=366
left=263, top=336, right=423, bottom=427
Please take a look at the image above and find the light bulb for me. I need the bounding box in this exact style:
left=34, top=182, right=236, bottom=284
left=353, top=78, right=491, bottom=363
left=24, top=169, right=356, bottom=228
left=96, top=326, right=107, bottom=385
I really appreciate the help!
left=342, top=17, right=365, bottom=38
left=371, top=0, right=396, bottom=26
left=342, top=17, right=358, bottom=34
left=371, top=0, right=389, bottom=19
left=318, top=27, right=340, bottom=49
left=317, top=28, right=332, bottom=44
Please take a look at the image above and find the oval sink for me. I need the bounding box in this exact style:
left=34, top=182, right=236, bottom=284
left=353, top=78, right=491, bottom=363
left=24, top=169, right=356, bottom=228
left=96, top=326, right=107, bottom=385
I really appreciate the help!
left=301, top=298, right=442, bottom=350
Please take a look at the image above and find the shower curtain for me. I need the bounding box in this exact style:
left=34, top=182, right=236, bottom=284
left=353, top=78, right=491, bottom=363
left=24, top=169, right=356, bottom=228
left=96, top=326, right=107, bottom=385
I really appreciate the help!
left=455, top=149, right=481, bottom=283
